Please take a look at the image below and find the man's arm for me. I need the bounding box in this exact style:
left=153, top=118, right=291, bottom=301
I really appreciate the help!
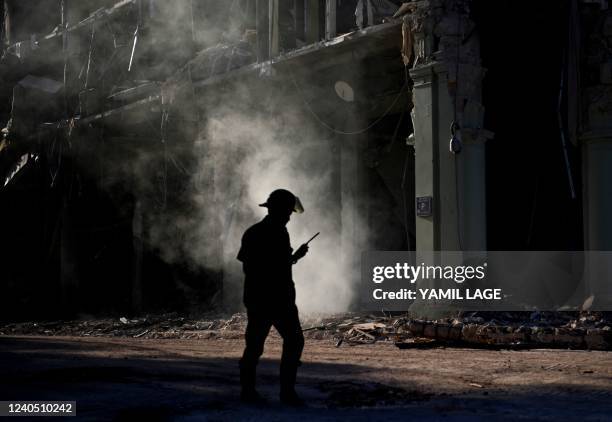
left=291, top=244, right=309, bottom=264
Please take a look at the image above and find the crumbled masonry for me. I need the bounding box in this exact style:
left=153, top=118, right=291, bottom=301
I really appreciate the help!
left=2, top=311, right=610, bottom=350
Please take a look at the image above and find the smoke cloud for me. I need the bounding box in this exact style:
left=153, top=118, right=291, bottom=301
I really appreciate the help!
left=140, top=73, right=366, bottom=315
left=200, top=82, right=360, bottom=315
left=113, top=1, right=375, bottom=316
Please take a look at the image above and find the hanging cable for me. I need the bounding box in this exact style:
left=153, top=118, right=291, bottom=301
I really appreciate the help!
left=84, top=22, right=95, bottom=90
left=128, top=0, right=142, bottom=73
left=128, top=25, right=138, bottom=72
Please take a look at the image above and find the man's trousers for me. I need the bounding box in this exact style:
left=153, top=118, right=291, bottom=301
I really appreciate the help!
left=239, top=304, right=304, bottom=394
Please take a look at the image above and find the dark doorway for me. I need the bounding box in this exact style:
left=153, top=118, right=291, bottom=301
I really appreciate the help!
left=472, top=0, right=583, bottom=251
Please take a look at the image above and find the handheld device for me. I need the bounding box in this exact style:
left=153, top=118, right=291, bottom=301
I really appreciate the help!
left=305, top=232, right=320, bottom=245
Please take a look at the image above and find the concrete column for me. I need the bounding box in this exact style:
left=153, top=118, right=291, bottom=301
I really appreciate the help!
left=583, top=136, right=612, bottom=251
left=578, top=7, right=612, bottom=309
left=256, top=0, right=269, bottom=61
left=411, top=62, right=483, bottom=253
left=410, top=64, right=439, bottom=252
left=305, top=0, right=320, bottom=44
left=3, top=0, right=12, bottom=47
left=434, top=63, right=461, bottom=252
left=269, top=0, right=279, bottom=57
left=459, top=129, right=489, bottom=251
left=582, top=135, right=612, bottom=308
left=325, top=0, right=336, bottom=40
left=405, top=0, right=489, bottom=258
left=410, top=66, right=489, bottom=255
left=409, top=60, right=489, bottom=317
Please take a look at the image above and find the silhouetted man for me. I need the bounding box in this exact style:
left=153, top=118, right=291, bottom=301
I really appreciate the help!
left=237, top=189, right=308, bottom=406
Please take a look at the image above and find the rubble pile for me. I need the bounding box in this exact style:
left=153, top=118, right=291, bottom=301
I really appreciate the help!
left=1, top=311, right=610, bottom=350
left=0, top=313, right=248, bottom=340
left=299, top=311, right=612, bottom=350
left=301, top=314, right=408, bottom=345
left=396, top=312, right=612, bottom=351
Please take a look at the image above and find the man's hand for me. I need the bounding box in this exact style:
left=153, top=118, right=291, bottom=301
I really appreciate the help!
left=292, top=244, right=309, bottom=263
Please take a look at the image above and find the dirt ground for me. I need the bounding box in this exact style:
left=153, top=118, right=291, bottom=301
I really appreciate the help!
left=1, top=334, right=611, bottom=421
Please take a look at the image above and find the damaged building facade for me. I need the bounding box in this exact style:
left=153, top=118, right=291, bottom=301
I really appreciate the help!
left=0, top=0, right=610, bottom=319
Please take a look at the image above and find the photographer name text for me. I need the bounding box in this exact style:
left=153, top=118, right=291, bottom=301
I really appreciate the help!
left=372, top=288, right=502, bottom=300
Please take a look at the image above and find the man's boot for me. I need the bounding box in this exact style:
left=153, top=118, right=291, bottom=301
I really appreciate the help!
left=240, top=362, right=266, bottom=405
left=279, top=363, right=304, bottom=407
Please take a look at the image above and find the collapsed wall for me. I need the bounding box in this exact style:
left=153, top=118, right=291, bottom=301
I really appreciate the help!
left=0, top=0, right=410, bottom=319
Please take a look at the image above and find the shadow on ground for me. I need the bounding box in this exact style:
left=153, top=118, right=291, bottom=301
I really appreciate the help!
left=1, top=336, right=611, bottom=421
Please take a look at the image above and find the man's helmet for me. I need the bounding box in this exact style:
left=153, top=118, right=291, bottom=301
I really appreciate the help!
left=259, top=189, right=304, bottom=213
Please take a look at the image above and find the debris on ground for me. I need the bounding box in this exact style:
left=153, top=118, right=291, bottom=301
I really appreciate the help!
left=400, top=312, right=612, bottom=351
left=1, top=311, right=610, bottom=350
left=0, top=312, right=249, bottom=340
